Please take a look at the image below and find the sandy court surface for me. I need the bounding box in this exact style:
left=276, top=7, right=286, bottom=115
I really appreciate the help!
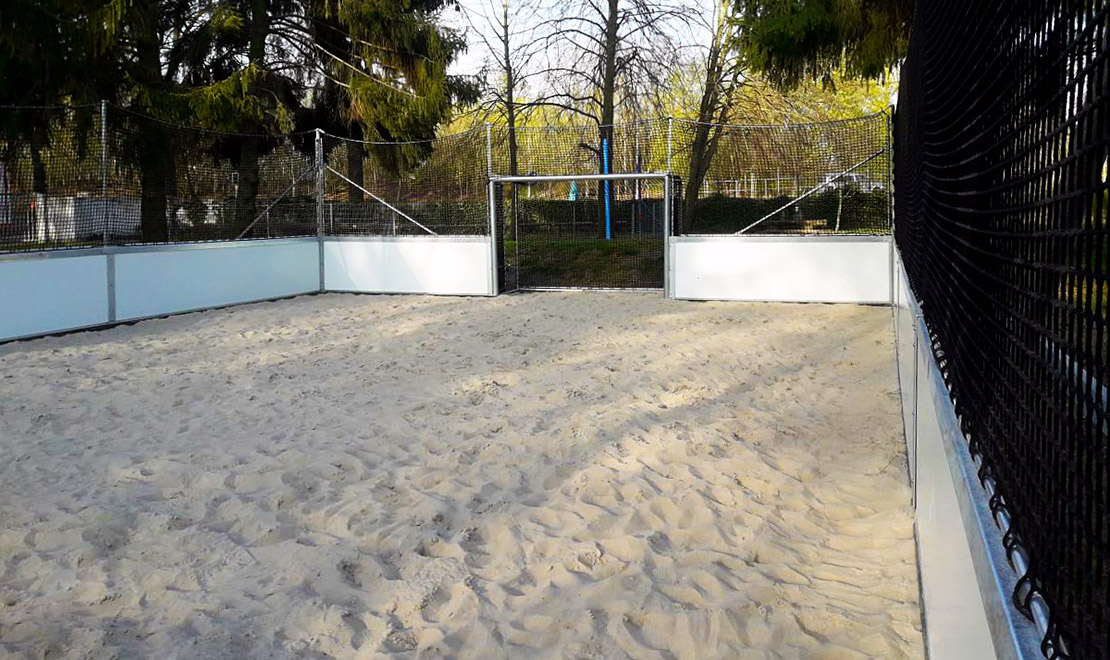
left=0, top=292, right=922, bottom=659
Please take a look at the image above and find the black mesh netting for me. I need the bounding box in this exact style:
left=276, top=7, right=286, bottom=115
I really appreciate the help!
left=895, top=1, right=1109, bottom=657
left=1, top=107, right=892, bottom=253
left=0, top=105, right=490, bottom=252
left=0, top=105, right=106, bottom=251
left=108, top=107, right=318, bottom=244
left=492, top=120, right=671, bottom=178
left=671, top=114, right=891, bottom=235
left=322, top=129, right=489, bottom=236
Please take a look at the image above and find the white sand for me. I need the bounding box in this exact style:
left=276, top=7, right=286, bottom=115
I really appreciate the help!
left=0, top=292, right=922, bottom=659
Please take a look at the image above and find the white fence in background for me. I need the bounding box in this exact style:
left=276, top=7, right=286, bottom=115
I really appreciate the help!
left=669, top=235, right=892, bottom=304
left=324, top=237, right=493, bottom=297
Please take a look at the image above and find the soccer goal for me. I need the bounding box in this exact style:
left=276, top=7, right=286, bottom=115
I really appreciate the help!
left=488, top=172, right=678, bottom=294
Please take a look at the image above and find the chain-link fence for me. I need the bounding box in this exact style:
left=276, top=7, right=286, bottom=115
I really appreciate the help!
left=322, top=129, right=488, bottom=236
left=0, top=105, right=891, bottom=254
left=671, top=114, right=891, bottom=235
left=108, top=107, right=319, bottom=244
left=0, top=105, right=106, bottom=251
left=491, top=120, right=671, bottom=178
left=895, top=1, right=1109, bottom=656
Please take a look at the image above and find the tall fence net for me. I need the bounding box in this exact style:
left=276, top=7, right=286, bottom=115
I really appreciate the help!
left=491, top=120, right=671, bottom=178
left=0, top=105, right=106, bottom=251
left=895, top=1, right=1109, bottom=657
left=322, top=129, right=488, bottom=236
left=109, top=108, right=318, bottom=244
left=671, top=114, right=891, bottom=235
left=0, top=106, right=891, bottom=254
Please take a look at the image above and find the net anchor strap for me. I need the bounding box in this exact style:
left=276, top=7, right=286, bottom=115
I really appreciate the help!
left=325, top=165, right=437, bottom=236
left=734, top=148, right=887, bottom=235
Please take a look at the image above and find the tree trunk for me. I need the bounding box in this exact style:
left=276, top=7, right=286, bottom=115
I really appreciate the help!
left=30, top=141, right=46, bottom=195
left=502, top=0, right=522, bottom=251
left=235, top=137, right=261, bottom=235
left=235, top=0, right=270, bottom=236
left=683, top=5, right=730, bottom=233
left=139, top=125, right=169, bottom=242
left=503, top=0, right=520, bottom=178
left=29, top=141, right=47, bottom=243
left=135, top=6, right=168, bottom=243
left=597, top=0, right=619, bottom=238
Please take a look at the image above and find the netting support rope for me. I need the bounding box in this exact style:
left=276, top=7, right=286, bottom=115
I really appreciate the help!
left=972, top=450, right=1057, bottom=651
left=492, top=172, right=668, bottom=183
left=325, top=165, right=438, bottom=235
left=734, top=148, right=887, bottom=235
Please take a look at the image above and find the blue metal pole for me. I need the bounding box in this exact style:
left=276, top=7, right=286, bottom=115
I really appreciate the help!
left=602, top=138, right=611, bottom=240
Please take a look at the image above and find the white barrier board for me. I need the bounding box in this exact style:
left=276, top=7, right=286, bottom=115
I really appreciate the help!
left=672, top=236, right=891, bottom=304
left=0, top=253, right=110, bottom=341
left=324, top=237, right=493, bottom=296
left=114, top=239, right=319, bottom=321
left=894, top=250, right=1040, bottom=659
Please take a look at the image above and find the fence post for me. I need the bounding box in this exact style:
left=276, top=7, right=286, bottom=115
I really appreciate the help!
left=663, top=174, right=672, bottom=299
left=666, top=117, right=674, bottom=174
left=887, top=106, right=895, bottom=232
left=100, top=100, right=117, bottom=323
left=888, top=110, right=896, bottom=310
left=487, top=179, right=498, bottom=296
left=100, top=100, right=109, bottom=247
left=315, top=128, right=325, bottom=292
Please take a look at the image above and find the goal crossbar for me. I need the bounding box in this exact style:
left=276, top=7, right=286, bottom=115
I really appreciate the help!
left=491, top=172, right=669, bottom=184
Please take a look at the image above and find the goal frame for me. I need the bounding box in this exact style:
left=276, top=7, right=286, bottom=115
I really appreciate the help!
left=486, top=172, right=675, bottom=297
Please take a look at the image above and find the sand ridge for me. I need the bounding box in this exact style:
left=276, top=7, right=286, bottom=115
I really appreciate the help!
left=0, top=292, right=922, bottom=658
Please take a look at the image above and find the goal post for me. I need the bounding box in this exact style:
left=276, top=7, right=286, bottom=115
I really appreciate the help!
left=487, top=172, right=677, bottom=294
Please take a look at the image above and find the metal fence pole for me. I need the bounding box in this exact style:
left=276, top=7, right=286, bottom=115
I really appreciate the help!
left=887, top=107, right=895, bottom=233
left=888, top=109, right=896, bottom=308
left=100, top=100, right=109, bottom=247
left=487, top=179, right=498, bottom=296
left=315, top=128, right=325, bottom=292
left=100, top=100, right=117, bottom=322
left=663, top=174, right=672, bottom=299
